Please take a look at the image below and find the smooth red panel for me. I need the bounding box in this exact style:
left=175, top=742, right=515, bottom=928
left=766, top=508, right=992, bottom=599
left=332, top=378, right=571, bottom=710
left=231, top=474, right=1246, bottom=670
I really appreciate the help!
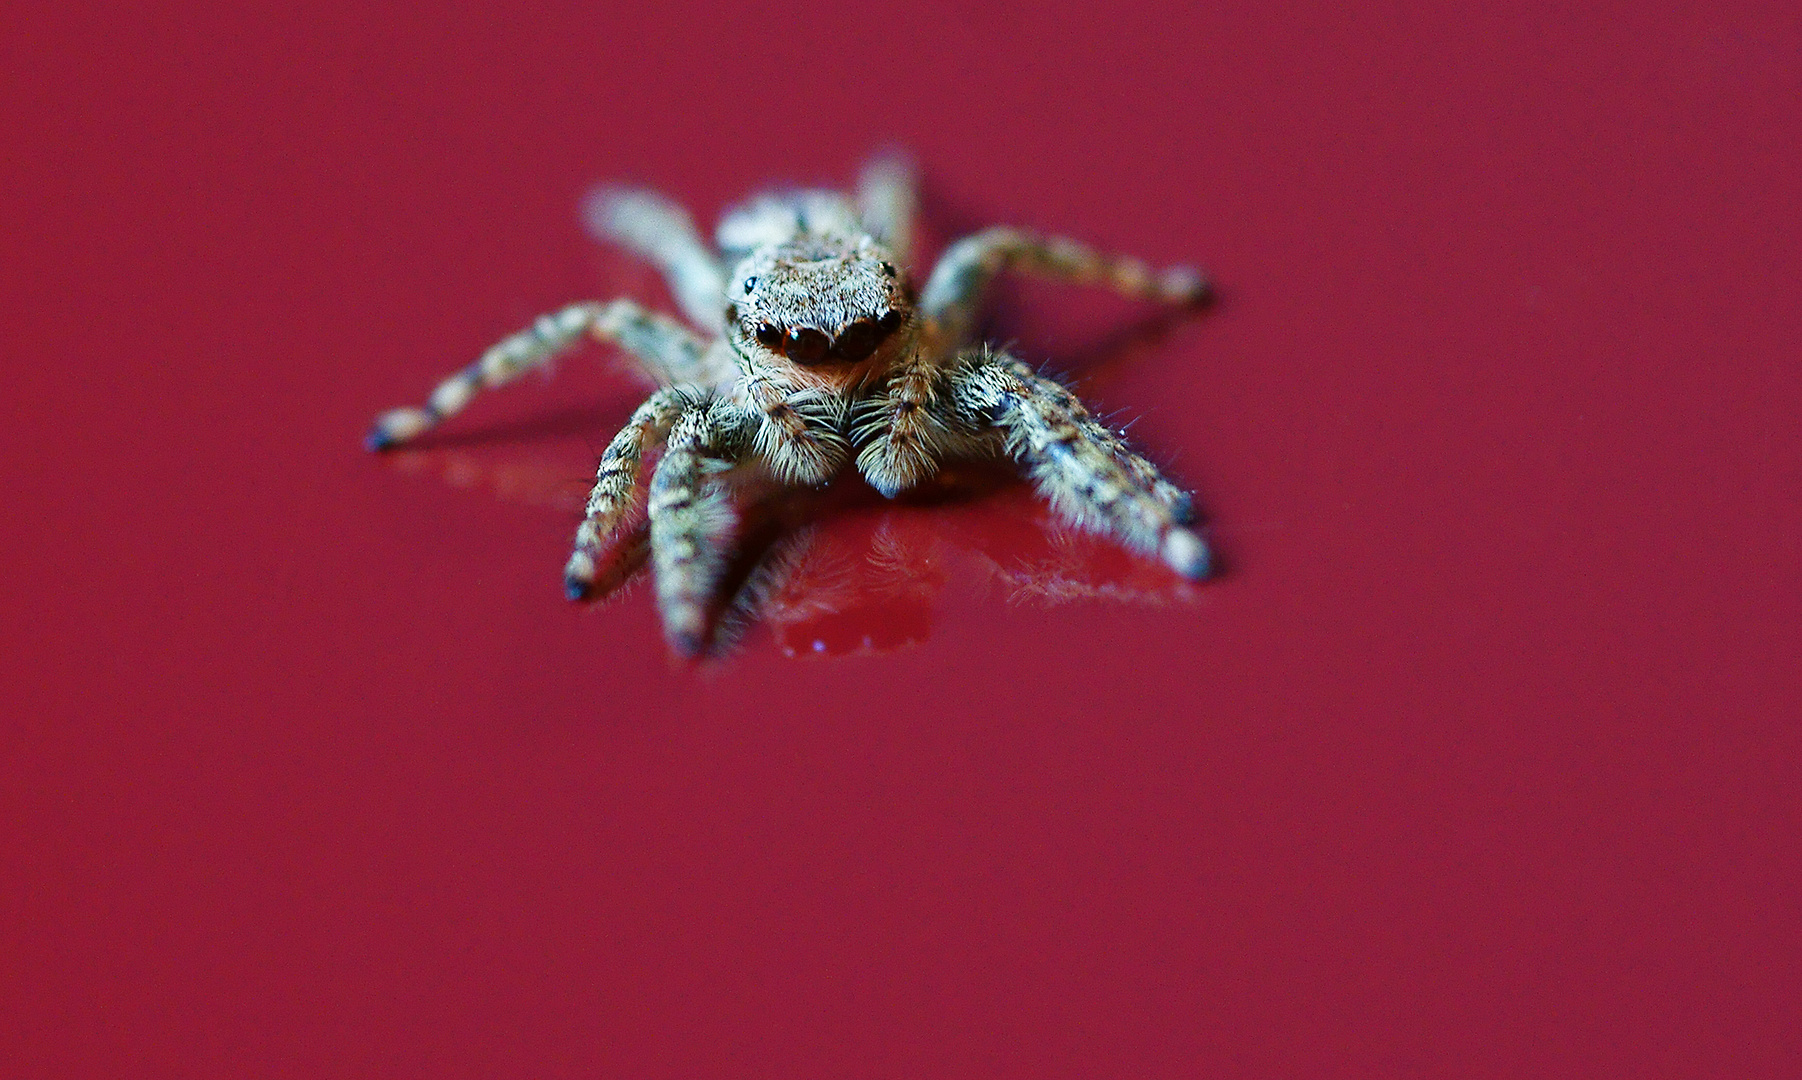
left=3, top=2, right=1798, bottom=1077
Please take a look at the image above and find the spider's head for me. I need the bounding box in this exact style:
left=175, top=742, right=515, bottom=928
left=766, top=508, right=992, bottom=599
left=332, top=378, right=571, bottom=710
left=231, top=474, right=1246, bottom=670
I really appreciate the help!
left=726, top=236, right=916, bottom=382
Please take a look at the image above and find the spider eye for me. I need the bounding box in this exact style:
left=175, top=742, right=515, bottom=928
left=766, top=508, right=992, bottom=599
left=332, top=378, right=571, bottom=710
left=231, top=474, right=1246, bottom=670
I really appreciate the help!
left=876, top=309, right=904, bottom=337
left=880, top=261, right=896, bottom=277
left=755, top=323, right=785, bottom=349
left=785, top=326, right=830, bottom=364
left=832, top=318, right=879, bottom=362
left=743, top=276, right=758, bottom=293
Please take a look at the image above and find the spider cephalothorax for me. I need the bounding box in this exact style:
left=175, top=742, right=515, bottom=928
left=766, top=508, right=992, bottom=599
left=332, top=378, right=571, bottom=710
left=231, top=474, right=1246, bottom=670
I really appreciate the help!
left=728, top=237, right=916, bottom=384
left=369, top=154, right=1213, bottom=654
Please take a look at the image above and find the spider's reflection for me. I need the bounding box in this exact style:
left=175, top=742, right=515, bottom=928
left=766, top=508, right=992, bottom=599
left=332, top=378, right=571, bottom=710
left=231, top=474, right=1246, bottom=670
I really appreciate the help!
left=385, top=444, right=1201, bottom=659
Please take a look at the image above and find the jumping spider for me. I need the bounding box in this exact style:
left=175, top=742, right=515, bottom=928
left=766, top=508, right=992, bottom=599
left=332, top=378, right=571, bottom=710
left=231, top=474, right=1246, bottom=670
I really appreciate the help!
left=369, top=155, right=1213, bottom=654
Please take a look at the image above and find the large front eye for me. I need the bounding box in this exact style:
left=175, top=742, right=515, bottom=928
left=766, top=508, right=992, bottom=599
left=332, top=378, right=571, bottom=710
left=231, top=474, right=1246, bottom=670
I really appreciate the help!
left=785, top=327, right=830, bottom=364
left=832, top=318, right=879, bottom=362
left=755, top=323, right=784, bottom=349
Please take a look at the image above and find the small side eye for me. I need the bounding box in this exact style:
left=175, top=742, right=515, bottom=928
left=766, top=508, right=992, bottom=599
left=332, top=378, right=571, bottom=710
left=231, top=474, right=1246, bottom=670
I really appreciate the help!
left=742, top=276, right=758, bottom=293
left=880, top=261, right=896, bottom=277
left=876, top=310, right=904, bottom=336
left=755, top=323, right=784, bottom=349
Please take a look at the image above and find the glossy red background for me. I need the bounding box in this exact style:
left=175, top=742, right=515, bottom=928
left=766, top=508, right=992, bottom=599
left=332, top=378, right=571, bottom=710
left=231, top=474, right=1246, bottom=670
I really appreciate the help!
left=4, top=2, right=1799, bottom=1076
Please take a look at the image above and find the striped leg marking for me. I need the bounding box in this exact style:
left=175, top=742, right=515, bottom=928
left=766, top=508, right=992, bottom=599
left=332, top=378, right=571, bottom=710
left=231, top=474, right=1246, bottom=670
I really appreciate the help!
left=367, top=300, right=710, bottom=450
left=920, top=226, right=1210, bottom=348
left=853, top=351, right=951, bottom=497
left=962, top=354, right=1209, bottom=580
left=647, top=407, right=740, bottom=655
left=562, top=388, right=692, bottom=601
left=744, top=378, right=850, bottom=486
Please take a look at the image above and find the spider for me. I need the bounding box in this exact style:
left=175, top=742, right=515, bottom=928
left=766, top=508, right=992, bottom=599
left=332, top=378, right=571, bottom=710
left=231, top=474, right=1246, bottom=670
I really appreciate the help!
left=368, top=154, right=1214, bottom=654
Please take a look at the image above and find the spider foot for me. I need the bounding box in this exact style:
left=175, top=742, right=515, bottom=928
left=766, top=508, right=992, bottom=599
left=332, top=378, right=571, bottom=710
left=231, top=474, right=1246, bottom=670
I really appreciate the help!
left=1161, top=527, right=1211, bottom=581
left=366, top=407, right=435, bottom=452
left=1158, top=266, right=1213, bottom=308
left=666, top=628, right=705, bottom=658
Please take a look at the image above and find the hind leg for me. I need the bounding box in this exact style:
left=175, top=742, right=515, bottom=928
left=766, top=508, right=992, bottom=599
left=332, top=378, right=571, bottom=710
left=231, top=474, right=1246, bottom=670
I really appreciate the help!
left=856, top=152, right=918, bottom=266
left=584, top=187, right=729, bottom=330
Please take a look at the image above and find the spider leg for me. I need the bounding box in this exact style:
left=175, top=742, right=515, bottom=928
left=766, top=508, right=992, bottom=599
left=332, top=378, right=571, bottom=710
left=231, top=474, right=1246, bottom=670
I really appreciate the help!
left=920, top=226, right=1210, bottom=348
left=561, top=386, right=693, bottom=600
left=584, top=187, right=728, bottom=330
left=645, top=401, right=755, bottom=655
left=856, top=151, right=918, bottom=266
left=957, top=351, right=1209, bottom=580
left=366, top=300, right=712, bottom=449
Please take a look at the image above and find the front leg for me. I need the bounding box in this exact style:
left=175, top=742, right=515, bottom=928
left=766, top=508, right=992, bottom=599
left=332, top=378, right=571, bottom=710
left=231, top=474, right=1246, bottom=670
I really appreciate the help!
left=957, top=351, right=1210, bottom=580
left=646, top=400, right=755, bottom=655
left=562, top=387, right=693, bottom=601
left=920, top=226, right=1210, bottom=348
left=367, top=300, right=711, bottom=449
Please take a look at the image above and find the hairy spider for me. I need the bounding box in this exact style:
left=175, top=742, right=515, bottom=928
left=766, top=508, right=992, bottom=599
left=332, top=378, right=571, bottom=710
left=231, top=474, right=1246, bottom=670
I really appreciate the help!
left=368, top=155, right=1213, bottom=654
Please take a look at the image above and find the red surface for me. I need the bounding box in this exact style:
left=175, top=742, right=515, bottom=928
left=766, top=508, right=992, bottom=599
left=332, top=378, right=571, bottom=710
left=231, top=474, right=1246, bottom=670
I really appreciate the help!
left=4, top=2, right=1799, bottom=1076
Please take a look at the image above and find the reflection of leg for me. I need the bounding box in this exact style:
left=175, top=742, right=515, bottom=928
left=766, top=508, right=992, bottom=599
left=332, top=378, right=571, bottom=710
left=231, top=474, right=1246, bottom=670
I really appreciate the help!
left=921, top=226, right=1210, bottom=347
left=856, top=152, right=918, bottom=266
left=584, top=187, right=728, bottom=330
left=710, top=526, right=826, bottom=656
left=959, top=351, right=1209, bottom=580
left=865, top=515, right=951, bottom=599
left=562, top=387, right=690, bottom=600
left=367, top=300, right=710, bottom=449
left=647, top=405, right=750, bottom=655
